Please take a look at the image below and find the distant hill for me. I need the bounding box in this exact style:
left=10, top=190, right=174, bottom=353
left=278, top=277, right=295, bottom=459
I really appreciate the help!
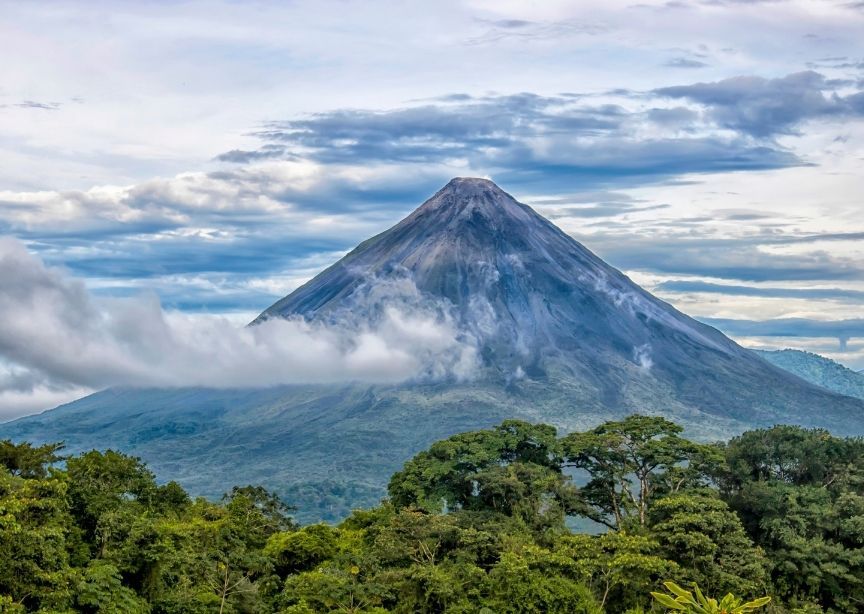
left=755, top=349, right=864, bottom=401
left=4, top=178, right=864, bottom=522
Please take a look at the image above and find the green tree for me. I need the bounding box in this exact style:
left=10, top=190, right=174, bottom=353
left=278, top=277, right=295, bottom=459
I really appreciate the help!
left=76, top=561, right=150, bottom=613
left=483, top=548, right=602, bottom=614
left=280, top=567, right=389, bottom=613
left=0, top=470, right=74, bottom=611
left=66, top=449, right=158, bottom=549
left=0, top=440, right=64, bottom=478
left=388, top=420, right=579, bottom=532
left=3, top=419, right=864, bottom=614
left=649, top=493, right=769, bottom=599
left=723, top=426, right=864, bottom=491
left=557, top=531, right=675, bottom=611
left=265, top=524, right=339, bottom=577
left=223, top=485, right=297, bottom=548
left=153, top=481, right=191, bottom=515
left=562, top=415, right=710, bottom=529
left=722, top=426, right=864, bottom=611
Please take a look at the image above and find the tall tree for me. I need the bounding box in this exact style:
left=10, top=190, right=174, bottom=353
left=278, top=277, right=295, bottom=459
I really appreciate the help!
left=65, top=449, right=158, bottom=545
left=556, top=531, right=673, bottom=611
left=0, top=440, right=64, bottom=478
left=562, top=415, right=709, bottom=529
left=649, top=493, right=769, bottom=599
left=388, top=420, right=579, bottom=531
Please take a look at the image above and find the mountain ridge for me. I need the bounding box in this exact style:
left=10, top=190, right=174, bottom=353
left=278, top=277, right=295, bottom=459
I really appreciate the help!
left=756, top=348, right=864, bottom=401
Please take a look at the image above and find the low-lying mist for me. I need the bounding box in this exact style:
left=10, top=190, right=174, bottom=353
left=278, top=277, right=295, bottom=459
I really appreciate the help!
left=0, top=238, right=478, bottom=420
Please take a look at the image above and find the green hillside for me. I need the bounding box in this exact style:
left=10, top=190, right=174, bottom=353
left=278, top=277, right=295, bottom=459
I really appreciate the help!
left=755, top=349, right=864, bottom=401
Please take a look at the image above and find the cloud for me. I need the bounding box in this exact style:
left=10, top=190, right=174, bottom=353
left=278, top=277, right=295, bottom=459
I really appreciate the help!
left=665, top=57, right=709, bottom=68
left=656, top=280, right=864, bottom=301
left=214, top=145, right=290, bottom=163
left=0, top=162, right=478, bottom=313
left=0, top=386, right=93, bottom=422
left=465, top=19, right=608, bottom=46
left=0, top=238, right=479, bottom=418
left=655, top=71, right=864, bottom=137
left=587, top=231, right=864, bottom=282
left=220, top=91, right=804, bottom=189
left=4, top=70, right=856, bottom=319
left=700, top=0, right=790, bottom=4
left=0, top=162, right=447, bottom=241
left=14, top=100, right=61, bottom=111
left=250, top=94, right=626, bottom=164
left=216, top=71, right=864, bottom=188
left=644, top=106, right=700, bottom=126
left=704, top=317, right=864, bottom=345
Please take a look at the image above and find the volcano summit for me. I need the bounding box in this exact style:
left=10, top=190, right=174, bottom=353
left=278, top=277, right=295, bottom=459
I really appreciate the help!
left=4, top=178, right=863, bottom=521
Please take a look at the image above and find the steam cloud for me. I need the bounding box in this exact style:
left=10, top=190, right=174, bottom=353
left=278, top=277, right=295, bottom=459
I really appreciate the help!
left=0, top=238, right=478, bottom=419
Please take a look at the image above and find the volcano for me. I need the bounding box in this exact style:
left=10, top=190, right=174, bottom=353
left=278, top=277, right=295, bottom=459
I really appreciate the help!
left=3, top=178, right=863, bottom=522
left=251, top=177, right=859, bottom=426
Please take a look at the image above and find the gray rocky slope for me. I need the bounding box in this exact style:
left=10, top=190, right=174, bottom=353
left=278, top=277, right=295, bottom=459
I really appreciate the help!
left=3, top=178, right=863, bottom=522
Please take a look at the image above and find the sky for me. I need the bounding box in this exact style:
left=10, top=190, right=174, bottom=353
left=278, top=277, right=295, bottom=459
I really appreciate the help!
left=1, top=0, right=863, bottom=418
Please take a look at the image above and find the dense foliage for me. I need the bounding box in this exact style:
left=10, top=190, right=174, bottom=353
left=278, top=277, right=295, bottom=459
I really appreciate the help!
left=1, top=416, right=861, bottom=612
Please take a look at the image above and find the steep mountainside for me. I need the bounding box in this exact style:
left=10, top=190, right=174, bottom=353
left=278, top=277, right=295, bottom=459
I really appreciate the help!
left=3, top=178, right=863, bottom=522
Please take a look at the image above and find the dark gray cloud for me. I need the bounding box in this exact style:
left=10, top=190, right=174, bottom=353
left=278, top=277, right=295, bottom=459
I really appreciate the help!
left=709, top=0, right=786, bottom=3
left=215, top=145, right=289, bottom=163
left=488, top=19, right=533, bottom=28
left=50, top=234, right=348, bottom=280
left=645, top=106, right=700, bottom=126
left=217, top=91, right=804, bottom=191
left=587, top=231, right=864, bottom=282
left=656, top=280, right=864, bottom=301
left=212, top=71, right=864, bottom=206
left=520, top=191, right=671, bottom=220
left=543, top=202, right=670, bottom=219
left=655, top=71, right=864, bottom=137
left=253, top=94, right=626, bottom=162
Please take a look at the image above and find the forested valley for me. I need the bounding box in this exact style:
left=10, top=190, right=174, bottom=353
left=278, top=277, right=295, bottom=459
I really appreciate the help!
left=2, top=416, right=863, bottom=613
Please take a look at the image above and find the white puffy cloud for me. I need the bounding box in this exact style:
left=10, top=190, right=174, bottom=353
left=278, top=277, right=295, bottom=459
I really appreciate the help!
left=0, top=238, right=478, bottom=419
